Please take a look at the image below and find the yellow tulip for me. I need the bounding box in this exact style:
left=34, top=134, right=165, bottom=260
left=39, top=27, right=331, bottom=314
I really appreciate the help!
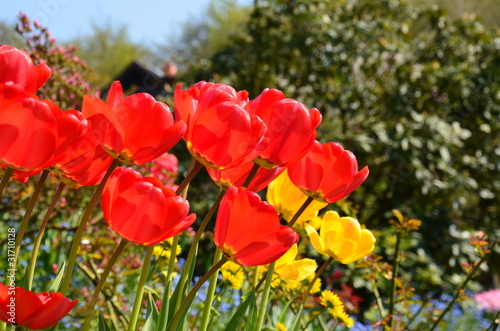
left=273, top=244, right=317, bottom=282
left=267, top=170, right=327, bottom=227
left=306, top=211, right=375, bottom=264
left=261, top=244, right=317, bottom=289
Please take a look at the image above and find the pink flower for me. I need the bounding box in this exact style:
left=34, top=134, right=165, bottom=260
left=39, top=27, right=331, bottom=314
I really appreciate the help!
left=475, top=289, right=500, bottom=312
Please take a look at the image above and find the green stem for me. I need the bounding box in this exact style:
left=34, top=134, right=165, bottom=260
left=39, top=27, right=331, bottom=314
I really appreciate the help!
left=287, top=196, right=314, bottom=228
left=304, top=308, right=327, bottom=330
left=254, top=271, right=266, bottom=292
left=0, top=167, right=14, bottom=201
left=0, top=321, right=6, bottom=331
left=60, top=159, right=119, bottom=296
left=175, top=160, right=202, bottom=195
left=388, top=229, right=402, bottom=327
left=487, top=311, right=500, bottom=331
left=157, top=234, right=180, bottom=331
left=128, top=245, right=155, bottom=331
left=242, top=163, right=260, bottom=188
left=14, top=170, right=49, bottom=261
left=169, top=257, right=228, bottom=331
left=81, top=238, right=128, bottom=331
left=429, top=244, right=495, bottom=331
left=369, top=278, right=386, bottom=319
left=291, top=257, right=334, bottom=331
left=254, top=203, right=312, bottom=295
left=173, top=189, right=225, bottom=312
left=252, top=266, right=260, bottom=287
left=26, top=182, right=65, bottom=290
left=199, top=249, right=223, bottom=331
left=318, top=315, right=329, bottom=331
left=255, top=261, right=276, bottom=331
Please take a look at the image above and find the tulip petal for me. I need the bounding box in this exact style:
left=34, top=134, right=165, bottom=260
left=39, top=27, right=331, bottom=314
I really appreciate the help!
left=275, top=258, right=317, bottom=282
left=306, top=224, right=326, bottom=256
left=102, top=167, right=195, bottom=245
left=275, top=244, right=298, bottom=267
left=21, top=293, right=77, bottom=329
left=231, top=227, right=298, bottom=266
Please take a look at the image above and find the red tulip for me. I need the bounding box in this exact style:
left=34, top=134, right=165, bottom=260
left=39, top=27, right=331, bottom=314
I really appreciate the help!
left=0, top=83, right=58, bottom=171
left=0, top=282, right=77, bottom=330
left=180, top=84, right=267, bottom=169
left=206, top=161, right=285, bottom=192
left=214, top=186, right=299, bottom=266
left=0, top=108, right=90, bottom=184
left=0, top=164, right=42, bottom=183
left=45, top=105, right=91, bottom=166
left=102, top=167, right=196, bottom=245
left=0, top=45, right=51, bottom=93
left=174, top=81, right=249, bottom=136
left=287, top=141, right=369, bottom=203
left=82, top=81, right=186, bottom=165
left=246, top=88, right=322, bottom=168
left=50, top=120, right=114, bottom=188
left=0, top=83, right=90, bottom=173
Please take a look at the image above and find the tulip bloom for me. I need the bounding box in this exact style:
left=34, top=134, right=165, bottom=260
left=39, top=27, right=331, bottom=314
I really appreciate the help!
left=288, top=141, right=369, bottom=203
left=174, top=81, right=249, bottom=134
left=246, top=88, right=321, bottom=168
left=102, top=167, right=196, bottom=245
left=206, top=161, right=285, bottom=192
left=267, top=169, right=328, bottom=226
left=82, top=81, right=186, bottom=165
left=0, top=83, right=58, bottom=171
left=1, top=88, right=89, bottom=179
left=0, top=283, right=77, bottom=330
left=50, top=121, right=114, bottom=188
left=0, top=45, right=51, bottom=93
left=272, top=244, right=317, bottom=284
left=175, top=82, right=267, bottom=170
left=214, top=186, right=299, bottom=266
left=306, top=211, right=375, bottom=264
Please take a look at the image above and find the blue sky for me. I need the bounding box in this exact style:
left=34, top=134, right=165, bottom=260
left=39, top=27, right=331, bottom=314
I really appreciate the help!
left=1, top=0, right=252, bottom=46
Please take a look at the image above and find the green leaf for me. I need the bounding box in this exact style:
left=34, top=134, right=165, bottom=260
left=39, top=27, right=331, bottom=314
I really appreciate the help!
left=143, top=311, right=157, bottom=331
left=244, top=291, right=258, bottom=331
left=166, top=293, right=196, bottom=331
left=156, top=279, right=171, bottom=331
left=167, top=245, right=198, bottom=325
left=225, top=290, right=255, bottom=331
left=48, top=261, right=66, bottom=293
left=143, top=292, right=159, bottom=331
left=98, top=312, right=112, bottom=331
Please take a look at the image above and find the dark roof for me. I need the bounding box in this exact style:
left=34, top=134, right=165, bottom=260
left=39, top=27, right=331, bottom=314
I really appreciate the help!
left=101, top=61, right=174, bottom=98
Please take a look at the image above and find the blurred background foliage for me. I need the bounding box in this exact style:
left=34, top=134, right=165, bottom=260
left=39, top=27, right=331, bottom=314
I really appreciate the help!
left=1, top=0, right=499, bottom=325
left=175, top=0, right=500, bottom=288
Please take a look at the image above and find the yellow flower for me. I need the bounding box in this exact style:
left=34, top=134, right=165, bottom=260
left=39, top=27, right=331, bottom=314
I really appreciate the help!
left=273, top=244, right=317, bottom=282
left=306, top=211, right=375, bottom=264
left=276, top=322, right=287, bottom=331
left=267, top=170, right=327, bottom=227
left=285, top=273, right=322, bottom=293
left=220, top=261, right=245, bottom=290
left=261, top=244, right=317, bottom=289
left=307, top=274, right=322, bottom=294
left=320, top=290, right=354, bottom=328
left=153, top=238, right=182, bottom=262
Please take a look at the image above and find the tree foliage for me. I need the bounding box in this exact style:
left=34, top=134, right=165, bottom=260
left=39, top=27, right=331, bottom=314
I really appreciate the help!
left=0, top=21, right=24, bottom=48
left=418, top=0, right=500, bottom=28
left=72, top=23, right=152, bottom=88
left=157, top=0, right=250, bottom=73
left=200, top=0, right=500, bottom=239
